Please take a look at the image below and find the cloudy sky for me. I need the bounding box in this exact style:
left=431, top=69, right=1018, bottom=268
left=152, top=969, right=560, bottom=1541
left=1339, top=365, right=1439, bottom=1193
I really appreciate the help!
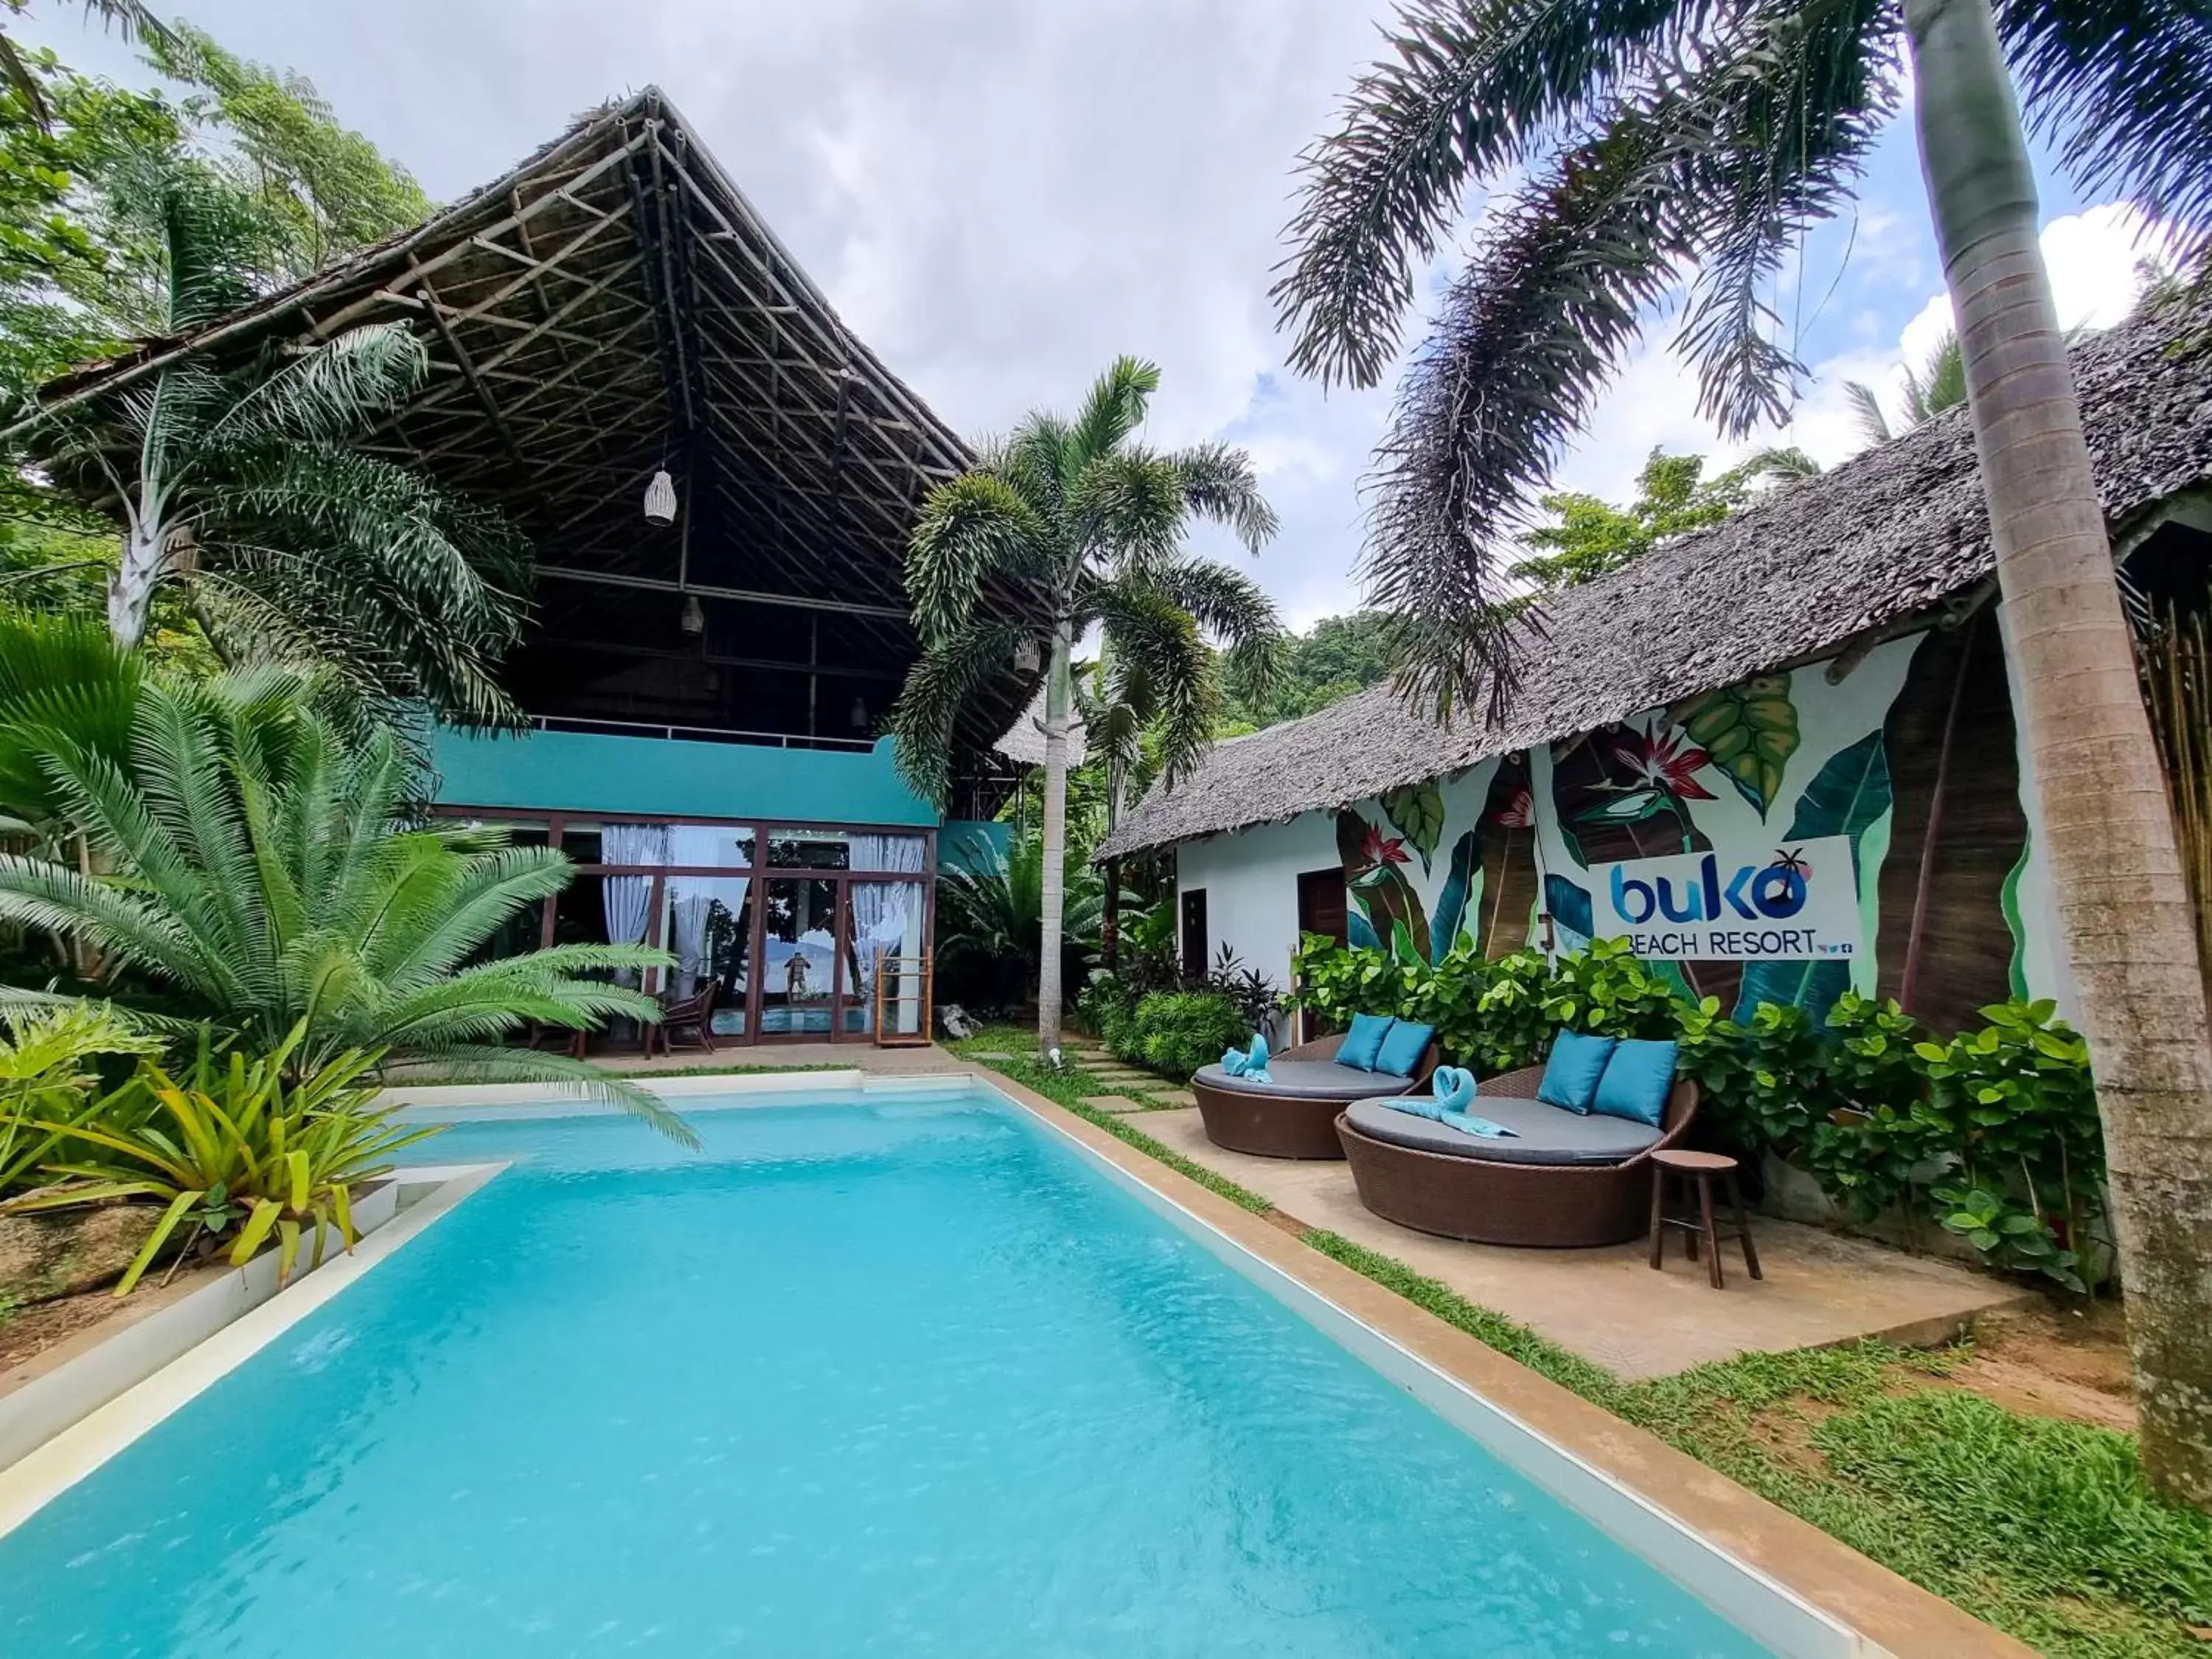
left=31, top=1, right=2169, bottom=627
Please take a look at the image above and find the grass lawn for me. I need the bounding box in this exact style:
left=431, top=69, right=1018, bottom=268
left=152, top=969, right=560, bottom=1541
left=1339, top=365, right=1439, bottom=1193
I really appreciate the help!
left=953, top=1025, right=2212, bottom=1659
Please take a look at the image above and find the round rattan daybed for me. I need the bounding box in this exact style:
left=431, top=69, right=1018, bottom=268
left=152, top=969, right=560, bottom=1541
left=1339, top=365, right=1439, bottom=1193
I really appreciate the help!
left=1335, top=1064, right=1700, bottom=1247
left=1191, top=1033, right=1440, bottom=1160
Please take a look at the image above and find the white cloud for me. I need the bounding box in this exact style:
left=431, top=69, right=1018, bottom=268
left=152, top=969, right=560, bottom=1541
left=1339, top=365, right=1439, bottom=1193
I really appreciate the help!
left=1551, top=201, right=2171, bottom=497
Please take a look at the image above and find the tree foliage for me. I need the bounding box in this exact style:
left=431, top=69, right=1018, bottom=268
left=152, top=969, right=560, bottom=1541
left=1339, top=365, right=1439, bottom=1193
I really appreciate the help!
left=1511, top=446, right=1818, bottom=593
left=1221, top=609, right=1397, bottom=730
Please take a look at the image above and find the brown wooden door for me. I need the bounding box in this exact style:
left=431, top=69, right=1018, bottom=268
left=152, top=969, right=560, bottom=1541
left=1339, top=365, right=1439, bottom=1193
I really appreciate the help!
left=1296, top=869, right=1349, bottom=947
left=1179, top=888, right=1207, bottom=981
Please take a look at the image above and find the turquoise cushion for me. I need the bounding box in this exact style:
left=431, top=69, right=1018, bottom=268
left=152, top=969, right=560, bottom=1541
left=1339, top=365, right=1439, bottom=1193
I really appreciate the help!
left=1373, top=1019, right=1434, bottom=1078
left=1593, top=1037, right=1678, bottom=1128
left=1336, top=1013, right=1394, bottom=1071
left=1536, top=1031, right=1618, bottom=1114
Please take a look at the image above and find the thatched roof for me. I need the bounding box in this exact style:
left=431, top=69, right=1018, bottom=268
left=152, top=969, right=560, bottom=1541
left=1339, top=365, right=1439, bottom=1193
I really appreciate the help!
left=993, top=686, right=1089, bottom=768
left=1099, top=296, right=2212, bottom=859
left=24, top=89, right=1042, bottom=755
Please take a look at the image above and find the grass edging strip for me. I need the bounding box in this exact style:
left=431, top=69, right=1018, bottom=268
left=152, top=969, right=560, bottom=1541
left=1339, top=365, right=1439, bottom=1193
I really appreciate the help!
left=957, top=1032, right=2211, bottom=1658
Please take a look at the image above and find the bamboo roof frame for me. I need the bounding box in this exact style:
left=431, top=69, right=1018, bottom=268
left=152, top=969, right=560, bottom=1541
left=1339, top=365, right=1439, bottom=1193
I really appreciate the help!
left=26, top=88, right=1043, bottom=757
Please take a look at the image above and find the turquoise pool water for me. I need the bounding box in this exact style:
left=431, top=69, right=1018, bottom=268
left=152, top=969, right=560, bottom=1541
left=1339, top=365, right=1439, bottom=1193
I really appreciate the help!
left=0, top=1091, right=1773, bottom=1656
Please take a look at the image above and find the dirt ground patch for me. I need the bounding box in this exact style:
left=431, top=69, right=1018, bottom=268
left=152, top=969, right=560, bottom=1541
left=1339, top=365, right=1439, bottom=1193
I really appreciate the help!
left=0, top=1257, right=228, bottom=1377
left=1945, top=1300, right=2137, bottom=1433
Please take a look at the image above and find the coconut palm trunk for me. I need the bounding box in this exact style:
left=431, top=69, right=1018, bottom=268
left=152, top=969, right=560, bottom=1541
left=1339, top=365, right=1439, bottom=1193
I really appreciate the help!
left=1037, top=622, right=1074, bottom=1053
left=1909, top=0, right=2212, bottom=1502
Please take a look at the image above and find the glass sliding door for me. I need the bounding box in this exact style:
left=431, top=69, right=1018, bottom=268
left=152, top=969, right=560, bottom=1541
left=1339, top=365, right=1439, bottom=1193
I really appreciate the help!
left=843, top=879, right=926, bottom=1037
left=759, top=875, right=839, bottom=1038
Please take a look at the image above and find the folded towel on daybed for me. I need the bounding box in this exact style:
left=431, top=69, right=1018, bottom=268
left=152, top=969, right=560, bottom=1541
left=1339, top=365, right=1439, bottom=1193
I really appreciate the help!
left=1220, top=1032, right=1271, bottom=1083
left=1382, top=1068, right=1517, bottom=1138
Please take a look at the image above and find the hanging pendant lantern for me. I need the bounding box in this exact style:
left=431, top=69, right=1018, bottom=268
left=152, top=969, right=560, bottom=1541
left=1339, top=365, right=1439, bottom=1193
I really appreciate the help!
left=1012, top=637, right=1041, bottom=674
left=680, top=593, right=705, bottom=636
left=644, top=468, right=678, bottom=525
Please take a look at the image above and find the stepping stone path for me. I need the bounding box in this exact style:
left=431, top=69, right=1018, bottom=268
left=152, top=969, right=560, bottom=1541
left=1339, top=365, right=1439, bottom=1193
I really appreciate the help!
left=1080, top=1095, right=1150, bottom=1114
left=1147, top=1087, right=1198, bottom=1109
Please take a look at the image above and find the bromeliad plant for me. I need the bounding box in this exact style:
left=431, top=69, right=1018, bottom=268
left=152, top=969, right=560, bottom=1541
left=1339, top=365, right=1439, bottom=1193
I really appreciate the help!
left=2, top=1023, right=440, bottom=1295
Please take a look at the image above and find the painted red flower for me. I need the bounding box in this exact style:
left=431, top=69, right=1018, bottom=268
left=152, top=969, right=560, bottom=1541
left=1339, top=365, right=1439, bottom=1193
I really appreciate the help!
left=1612, top=725, right=1716, bottom=801
left=1492, top=785, right=1536, bottom=830
left=1360, top=825, right=1411, bottom=869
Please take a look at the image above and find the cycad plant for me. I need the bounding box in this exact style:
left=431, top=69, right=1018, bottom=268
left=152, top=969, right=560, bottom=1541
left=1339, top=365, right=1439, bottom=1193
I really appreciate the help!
left=936, top=830, right=1110, bottom=1010
left=11, top=164, right=527, bottom=726
left=889, top=358, right=1284, bottom=1051
left=0, top=670, right=690, bottom=1141
left=1276, top=0, right=2212, bottom=1500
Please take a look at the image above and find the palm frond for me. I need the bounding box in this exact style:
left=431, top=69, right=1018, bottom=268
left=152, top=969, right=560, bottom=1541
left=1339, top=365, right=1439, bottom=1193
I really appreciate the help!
left=1096, top=575, right=1217, bottom=787
left=1364, top=110, right=1686, bottom=721
left=1273, top=0, right=1708, bottom=389
left=1170, top=441, right=1280, bottom=554
left=1065, top=356, right=1161, bottom=470
left=1997, top=0, right=2212, bottom=271
left=904, top=472, right=1052, bottom=642
left=1065, top=450, right=1186, bottom=572
left=1843, top=379, right=1893, bottom=445
left=199, top=323, right=429, bottom=452
left=885, top=619, right=1029, bottom=805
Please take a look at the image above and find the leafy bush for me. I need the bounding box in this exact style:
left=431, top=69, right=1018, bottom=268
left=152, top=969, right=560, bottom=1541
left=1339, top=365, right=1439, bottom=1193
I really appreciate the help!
left=1290, top=935, right=2107, bottom=1288
left=1202, top=945, right=1283, bottom=1032
left=1114, top=990, right=1246, bottom=1080
left=3, top=1023, right=441, bottom=1294
left=0, top=1003, right=164, bottom=1197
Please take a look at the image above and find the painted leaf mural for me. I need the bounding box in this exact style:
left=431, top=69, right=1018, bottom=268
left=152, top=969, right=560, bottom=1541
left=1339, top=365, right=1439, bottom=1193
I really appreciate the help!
left=1337, top=810, right=1431, bottom=962
left=1478, top=775, right=1541, bottom=959
left=1381, top=781, right=1446, bottom=872
left=1730, top=727, right=1893, bottom=1021
left=1674, top=672, right=1799, bottom=817
left=1544, top=873, right=1593, bottom=945
left=1429, top=828, right=1480, bottom=964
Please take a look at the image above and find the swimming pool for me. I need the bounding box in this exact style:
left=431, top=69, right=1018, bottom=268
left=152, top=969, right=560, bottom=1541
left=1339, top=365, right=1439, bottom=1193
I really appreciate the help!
left=0, top=1087, right=1778, bottom=1656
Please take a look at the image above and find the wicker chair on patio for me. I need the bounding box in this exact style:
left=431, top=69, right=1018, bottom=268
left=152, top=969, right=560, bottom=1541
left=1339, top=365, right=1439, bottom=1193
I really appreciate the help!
left=1335, top=1065, right=1699, bottom=1247
left=647, top=983, right=719, bottom=1059
left=1192, top=1032, right=1440, bottom=1160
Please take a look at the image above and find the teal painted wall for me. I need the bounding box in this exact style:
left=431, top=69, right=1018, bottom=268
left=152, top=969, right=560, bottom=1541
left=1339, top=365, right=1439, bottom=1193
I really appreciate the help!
left=433, top=728, right=938, bottom=827
left=939, top=819, right=1010, bottom=872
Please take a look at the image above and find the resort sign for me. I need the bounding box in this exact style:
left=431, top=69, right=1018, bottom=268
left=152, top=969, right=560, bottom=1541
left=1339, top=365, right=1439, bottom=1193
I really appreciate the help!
left=1587, top=835, right=1861, bottom=963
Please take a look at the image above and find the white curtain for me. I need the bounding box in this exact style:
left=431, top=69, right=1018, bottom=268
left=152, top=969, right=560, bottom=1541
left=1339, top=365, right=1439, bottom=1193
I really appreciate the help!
left=601, top=824, right=668, bottom=986
left=665, top=827, right=747, bottom=997
left=849, top=834, right=928, bottom=1033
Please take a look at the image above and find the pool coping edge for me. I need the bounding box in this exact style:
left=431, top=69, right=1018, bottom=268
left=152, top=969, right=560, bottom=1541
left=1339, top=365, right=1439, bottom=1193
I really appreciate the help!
left=0, top=1161, right=507, bottom=1541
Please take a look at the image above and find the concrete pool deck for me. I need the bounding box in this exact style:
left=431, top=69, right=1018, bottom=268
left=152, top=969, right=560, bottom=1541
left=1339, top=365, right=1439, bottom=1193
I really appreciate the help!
left=1135, top=1104, right=2037, bottom=1380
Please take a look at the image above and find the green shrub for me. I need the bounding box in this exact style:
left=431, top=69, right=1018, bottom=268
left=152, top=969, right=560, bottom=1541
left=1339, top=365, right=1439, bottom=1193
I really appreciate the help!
left=1118, top=990, right=1246, bottom=1079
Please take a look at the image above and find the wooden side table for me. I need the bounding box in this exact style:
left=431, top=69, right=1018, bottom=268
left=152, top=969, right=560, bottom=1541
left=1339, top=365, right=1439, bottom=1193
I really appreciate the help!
left=1648, top=1150, right=1762, bottom=1288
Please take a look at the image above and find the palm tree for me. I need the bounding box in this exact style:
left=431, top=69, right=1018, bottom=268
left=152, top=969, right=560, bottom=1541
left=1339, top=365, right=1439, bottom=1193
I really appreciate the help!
left=1846, top=330, right=1968, bottom=445
left=0, top=2, right=175, bottom=128
left=13, top=166, right=529, bottom=727
left=890, top=358, right=1283, bottom=1053
left=1275, top=0, right=2212, bottom=1503
left=0, top=669, right=692, bottom=1142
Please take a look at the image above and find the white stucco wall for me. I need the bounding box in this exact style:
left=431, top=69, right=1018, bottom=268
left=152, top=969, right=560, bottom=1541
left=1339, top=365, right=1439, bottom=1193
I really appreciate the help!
left=1175, top=810, right=1339, bottom=1016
